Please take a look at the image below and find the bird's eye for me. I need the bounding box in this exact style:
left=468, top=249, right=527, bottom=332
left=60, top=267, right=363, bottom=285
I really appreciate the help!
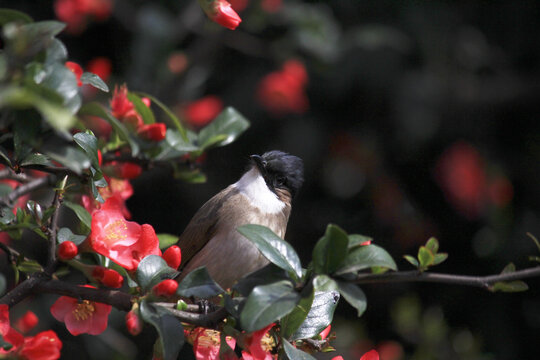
left=276, top=176, right=286, bottom=186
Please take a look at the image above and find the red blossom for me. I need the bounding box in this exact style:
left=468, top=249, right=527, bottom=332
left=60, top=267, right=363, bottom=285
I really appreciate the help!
left=92, top=266, right=124, bottom=288
left=110, top=85, right=135, bottom=119
left=87, top=57, right=112, bottom=82
left=360, top=349, right=380, bottom=360
left=50, top=286, right=111, bottom=336
left=240, top=323, right=275, bottom=360
left=183, top=95, right=224, bottom=127
left=0, top=304, right=10, bottom=335
left=58, top=241, right=78, bottom=260
left=89, top=197, right=161, bottom=270
left=141, top=97, right=151, bottom=107
left=103, top=161, right=143, bottom=180
left=152, top=279, right=178, bottom=297
left=125, top=310, right=142, bottom=336
left=82, top=176, right=134, bottom=219
left=163, top=245, right=182, bottom=269
left=319, top=324, right=331, bottom=340
left=138, top=123, right=167, bottom=142
left=54, top=0, right=112, bottom=34
left=256, top=60, right=309, bottom=115
left=14, top=311, right=39, bottom=334
left=191, top=327, right=236, bottom=360
left=65, top=61, right=83, bottom=86
left=205, top=0, right=242, bottom=30
left=331, top=357, right=344, bottom=360
left=18, top=331, right=63, bottom=360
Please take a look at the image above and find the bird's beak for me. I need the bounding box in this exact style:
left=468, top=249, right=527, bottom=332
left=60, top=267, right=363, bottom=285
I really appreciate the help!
left=250, top=154, right=266, bottom=173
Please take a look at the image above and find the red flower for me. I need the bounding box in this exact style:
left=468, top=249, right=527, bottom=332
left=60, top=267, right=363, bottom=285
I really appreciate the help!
left=230, top=0, right=249, bottom=12
left=183, top=95, right=224, bottom=127
left=14, top=311, right=39, bottom=334
left=18, top=331, right=63, bottom=360
left=360, top=349, right=379, bottom=360
left=319, top=324, right=331, bottom=340
left=92, top=266, right=124, bottom=288
left=125, top=310, right=142, bottom=336
left=65, top=61, right=83, bottom=86
left=256, top=60, right=309, bottom=115
left=191, top=327, right=236, bottom=360
left=89, top=197, right=161, bottom=271
left=240, top=323, right=275, bottom=360
left=110, top=85, right=135, bottom=120
left=141, top=97, right=151, bottom=107
left=58, top=241, right=78, bottom=260
left=0, top=304, right=10, bottom=335
left=82, top=177, right=134, bottom=219
left=54, top=0, right=112, bottom=34
left=201, top=0, right=242, bottom=30
left=103, top=161, right=143, bottom=180
left=162, top=245, right=182, bottom=269
left=152, top=279, right=178, bottom=297
left=331, top=357, right=344, bottom=360
left=87, top=57, right=112, bottom=82
left=138, top=123, right=167, bottom=142
left=50, top=286, right=111, bottom=335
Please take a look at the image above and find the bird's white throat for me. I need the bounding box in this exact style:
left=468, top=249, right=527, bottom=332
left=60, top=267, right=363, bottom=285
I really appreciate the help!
left=233, top=167, right=285, bottom=214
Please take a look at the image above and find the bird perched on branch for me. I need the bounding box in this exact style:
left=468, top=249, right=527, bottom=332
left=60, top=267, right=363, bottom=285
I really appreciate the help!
left=177, top=150, right=304, bottom=289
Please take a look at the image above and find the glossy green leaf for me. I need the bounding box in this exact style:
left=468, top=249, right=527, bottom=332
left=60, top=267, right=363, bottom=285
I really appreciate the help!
left=63, top=201, right=92, bottom=231
left=403, top=255, right=419, bottom=268
left=45, top=39, right=67, bottom=65
left=42, top=144, right=90, bottom=175
left=281, top=287, right=314, bottom=340
left=127, top=92, right=154, bottom=124
left=79, top=102, right=140, bottom=156
left=73, top=131, right=99, bottom=168
left=240, top=280, right=300, bottom=332
left=0, top=209, right=15, bottom=225
left=0, top=147, right=12, bottom=166
left=176, top=266, right=224, bottom=298
left=17, top=259, right=42, bottom=274
left=417, top=246, right=434, bottom=269
left=136, top=255, right=178, bottom=292
left=337, top=281, right=366, bottom=317
left=425, top=237, right=439, bottom=253
left=238, top=224, right=303, bottom=280
left=198, top=107, right=250, bottom=149
left=57, top=227, right=86, bottom=246
left=282, top=339, right=316, bottom=360
left=335, top=244, right=397, bottom=275
left=0, top=9, right=33, bottom=25
left=348, top=234, right=373, bottom=249
left=20, top=153, right=51, bottom=167
left=433, top=253, right=448, bottom=266
left=165, top=130, right=199, bottom=152
left=3, top=21, right=65, bottom=59
left=312, top=224, right=349, bottom=275
left=139, top=301, right=184, bottom=360
left=135, top=92, right=187, bottom=140
left=234, top=263, right=292, bottom=296
left=80, top=72, right=109, bottom=92
left=157, top=233, right=178, bottom=249
left=40, top=63, right=81, bottom=114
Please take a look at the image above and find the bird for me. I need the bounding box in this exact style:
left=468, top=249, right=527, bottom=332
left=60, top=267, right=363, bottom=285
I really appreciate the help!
left=176, top=150, right=304, bottom=290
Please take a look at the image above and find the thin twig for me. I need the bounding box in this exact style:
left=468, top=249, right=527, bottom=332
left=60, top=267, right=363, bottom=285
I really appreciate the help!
left=0, top=175, right=56, bottom=208
left=163, top=305, right=229, bottom=328
left=352, top=266, right=540, bottom=289
left=0, top=168, right=31, bottom=183
left=45, top=176, right=67, bottom=274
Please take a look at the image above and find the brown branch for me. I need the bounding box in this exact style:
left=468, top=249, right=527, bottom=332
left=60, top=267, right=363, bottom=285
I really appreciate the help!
left=0, top=273, right=49, bottom=308
left=156, top=302, right=229, bottom=328
left=352, top=266, right=540, bottom=289
left=0, top=174, right=56, bottom=208
left=0, top=168, right=31, bottom=183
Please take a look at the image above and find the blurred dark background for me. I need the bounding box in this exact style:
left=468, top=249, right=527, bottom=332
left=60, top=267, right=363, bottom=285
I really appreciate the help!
left=3, top=0, right=540, bottom=359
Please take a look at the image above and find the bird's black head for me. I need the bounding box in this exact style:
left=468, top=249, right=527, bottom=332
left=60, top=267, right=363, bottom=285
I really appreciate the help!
left=250, top=150, right=304, bottom=198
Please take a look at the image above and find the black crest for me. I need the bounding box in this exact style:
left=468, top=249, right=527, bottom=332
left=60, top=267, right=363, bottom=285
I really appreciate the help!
left=251, top=150, right=304, bottom=197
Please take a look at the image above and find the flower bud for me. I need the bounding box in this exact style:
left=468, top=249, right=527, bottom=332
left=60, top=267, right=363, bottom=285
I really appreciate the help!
left=138, top=123, right=167, bottom=142
left=152, top=279, right=178, bottom=297
left=92, top=266, right=124, bottom=288
left=125, top=310, right=143, bottom=336
left=14, top=311, right=39, bottom=334
left=58, top=241, right=78, bottom=260
left=163, top=245, right=182, bottom=269
left=319, top=324, right=331, bottom=340
left=105, top=162, right=143, bottom=179
left=199, top=0, right=242, bottom=30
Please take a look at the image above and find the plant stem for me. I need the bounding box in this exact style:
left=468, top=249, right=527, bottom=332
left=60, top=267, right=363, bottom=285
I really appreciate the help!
left=0, top=175, right=56, bottom=208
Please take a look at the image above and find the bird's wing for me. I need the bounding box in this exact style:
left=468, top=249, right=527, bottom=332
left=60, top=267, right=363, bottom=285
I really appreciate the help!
left=177, top=186, right=238, bottom=267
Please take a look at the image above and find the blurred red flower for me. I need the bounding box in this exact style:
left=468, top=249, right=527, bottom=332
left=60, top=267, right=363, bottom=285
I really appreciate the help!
left=14, top=311, right=38, bottom=334
left=110, top=85, right=135, bottom=120
left=89, top=197, right=161, bottom=270
left=103, top=161, right=143, bottom=180
left=54, top=0, right=113, bottom=34
left=138, top=123, right=167, bottom=142
left=183, top=95, right=224, bottom=128
left=240, top=323, right=275, bottom=360
left=203, top=0, right=242, bottom=30
left=190, top=327, right=236, bottom=360
left=82, top=176, right=134, bottom=219
left=230, top=0, right=249, bottom=12
left=65, top=61, right=83, bottom=86
left=87, top=56, right=112, bottom=82
left=360, top=349, right=379, bottom=360
left=256, top=60, right=309, bottom=115
left=50, top=286, right=111, bottom=335
left=261, top=0, right=282, bottom=13
left=125, top=310, right=142, bottom=336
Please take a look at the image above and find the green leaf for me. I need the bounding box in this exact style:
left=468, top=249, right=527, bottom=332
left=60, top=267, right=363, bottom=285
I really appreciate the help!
left=127, top=92, right=154, bottom=124
left=282, top=339, right=316, bottom=360
left=176, top=266, right=224, bottom=298
left=417, top=246, right=434, bottom=270
left=491, top=281, right=529, bottom=293
left=80, top=72, right=109, bottom=92
left=20, top=153, right=52, bottom=167
left=79, top=102, right=140, bottom=156
left=173, top=168, right=207, bottom=183
left=433, top=253, right=448, bottom=266
left=403, top=255, right=419, bottom=268
left=501, top=262, right=516, bottom=274
left=136, top=255, right=178, bottom=292
left=281, top=287, right=314, bottom=340
left=0, top=9, right=33, bottom=25
left=234, top=264, right=292, bottom=296
left=139, top=301, right=184, bottom=360
left=0, top=146, right=12, bottom=166
left=135, top=92, right=187, bottom=141
left=157, top=233, right=178, bottom=249
left=198, top=107, right=250, bottom=149
left=40, top=63, right=81, bottom=114
left=240, top=280, right=301, bottom=332
left=165, top=129, right=199, bottom=152
left=73, top=131, right=99, bottom=168
left=17, top=259, right=42, bottom=274
left=312, top=224, right=349, bottom=275
left=335, top=244, right=397, bottom=275
left=45, top=39, right=67, bottom=65
left=425, top=237, right=439, bottom=253
left=0, top=209, right=15, bottom=225
left=290, top=277, right=340, bottom=340
left=348, top=234, right=373, bottom=249
left=63, top=201, right=92, bottom=231
left=337, top=281, right=366, bottom=317
left=57, top=227, right=86, bottom=246
left=42, top=143, right=91, bottom=175
left=237, top=224, right=303, bottom=280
